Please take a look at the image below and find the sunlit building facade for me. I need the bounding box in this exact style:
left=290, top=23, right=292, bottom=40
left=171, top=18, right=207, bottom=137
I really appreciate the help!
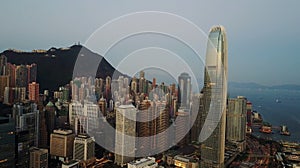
left=200, top=26, right=228, bottom=168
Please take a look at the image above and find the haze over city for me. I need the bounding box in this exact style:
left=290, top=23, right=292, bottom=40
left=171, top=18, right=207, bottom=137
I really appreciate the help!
left=1, top=1, right=300, bottom=85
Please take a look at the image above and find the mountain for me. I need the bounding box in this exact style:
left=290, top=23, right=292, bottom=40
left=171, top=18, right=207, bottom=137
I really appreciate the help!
left=228, top=82, right=268, bottom=89
left=1, top=45, right=123, bottom=91
left=229, top=82, right=300, bottom=91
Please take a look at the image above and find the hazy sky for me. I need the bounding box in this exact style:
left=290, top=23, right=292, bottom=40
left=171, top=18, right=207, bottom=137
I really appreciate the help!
left=0, top=1, right=299, bottom=86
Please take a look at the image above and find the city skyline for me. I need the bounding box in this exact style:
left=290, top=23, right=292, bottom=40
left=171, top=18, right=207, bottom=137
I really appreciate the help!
left=0, top=1, right=299, bottom=167
left=0, top=1, right=300, bottom=85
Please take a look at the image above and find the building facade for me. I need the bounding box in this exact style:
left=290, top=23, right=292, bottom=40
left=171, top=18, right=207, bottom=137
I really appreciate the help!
left=200, top=26, right=228, bottom=168
left=28, top=82, right=39, bottom=103
left=73, top=135, right=95, bottom=162
left=50, top=129, right=75, bottom=161
left=29, top=147, right=48, bottom=168
left=178, top=72, right=191, bottom=109
left=226, top=96, right=247, bottom=142
left=115, top=105, right=137, bottom=167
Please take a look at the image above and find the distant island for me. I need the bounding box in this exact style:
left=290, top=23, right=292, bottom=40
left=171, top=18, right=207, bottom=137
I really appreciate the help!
left=229, top=82, right=300, bottom=91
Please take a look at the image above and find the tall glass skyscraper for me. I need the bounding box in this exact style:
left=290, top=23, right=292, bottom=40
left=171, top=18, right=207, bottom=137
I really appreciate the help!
left=178, top=72, right=191, bottom=109
left=200, top=26, right=228, bottom=168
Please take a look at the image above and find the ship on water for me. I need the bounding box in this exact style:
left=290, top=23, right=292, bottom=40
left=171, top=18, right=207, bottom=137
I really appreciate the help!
left=280, top=125, right=291, bottom=136
left=260, top=122, right=272, bottom=134
left=275, top=98, right=282, bottom=103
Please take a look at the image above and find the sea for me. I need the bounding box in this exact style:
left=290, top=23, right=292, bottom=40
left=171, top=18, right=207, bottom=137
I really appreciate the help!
left=229, top=87, right=300, bottom=143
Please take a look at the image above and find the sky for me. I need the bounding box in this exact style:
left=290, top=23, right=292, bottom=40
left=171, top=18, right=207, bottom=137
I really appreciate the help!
left=0, top=0, right=299, bottom=86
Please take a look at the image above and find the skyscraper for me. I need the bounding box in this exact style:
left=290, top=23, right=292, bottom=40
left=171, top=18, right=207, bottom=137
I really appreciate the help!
left=45, top=101, right=56, bottom=136
left=139, top=71, right=146, bottom=94
left=178, top=72, right=191, bottom=108
left=115, top=105, right=137, bottom=167
left=200, top=26, right=228, bottom=168
left=14, top=102, right=39, bottom=167
left=27, top=63, right=37, bottom=83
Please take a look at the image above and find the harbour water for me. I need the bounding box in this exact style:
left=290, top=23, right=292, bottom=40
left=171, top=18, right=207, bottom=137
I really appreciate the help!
left=229, top=87, right=300, bottom=142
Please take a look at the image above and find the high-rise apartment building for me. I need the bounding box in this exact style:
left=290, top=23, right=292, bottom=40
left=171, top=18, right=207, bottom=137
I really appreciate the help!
left=246, top=101, right=253, bottom=127
left=98, top=97, right=107, bottom=116
left=226, top=96, right=247, bottom=142
left=0, top=55, right=8, bottom=76
left=15, top=65, right=28, bottom=88
left=7, top=63, right=16, bottom=87
left=175, top=108, right=190, bottom=147
left=0, top=75, right=9, bottom=101
left=27, top=63, right=37, bottom=83
left=226, top=96, right=247, bottom=152
left=200, top=26, right=228, bottom=168
left=115, top=105, right=137, bottom=167
left=29, top=82, right=39, bottom=103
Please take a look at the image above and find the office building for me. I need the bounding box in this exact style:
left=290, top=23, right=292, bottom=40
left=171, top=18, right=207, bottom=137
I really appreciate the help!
left=0, top=117, right=15, bottom=168
left=84, top=102, right=100, bottom=134
left=13, top=102, right=39, bottom=167
left=69, top=101, right=83, bottom=131
left=178, top=72, right=191, bottom=108
left=73, top=135, right=95, bottom=162
left=50, top=129, right=75, bottom=160
left=45, top=101, right=56, bottom=136
left=200, top=26, right=228, bottom=168
left=29, top=147, right=48, bottom=168
left=38, top=110, right=49, bottom=148
left=190, top=93, right=203, bottom=142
